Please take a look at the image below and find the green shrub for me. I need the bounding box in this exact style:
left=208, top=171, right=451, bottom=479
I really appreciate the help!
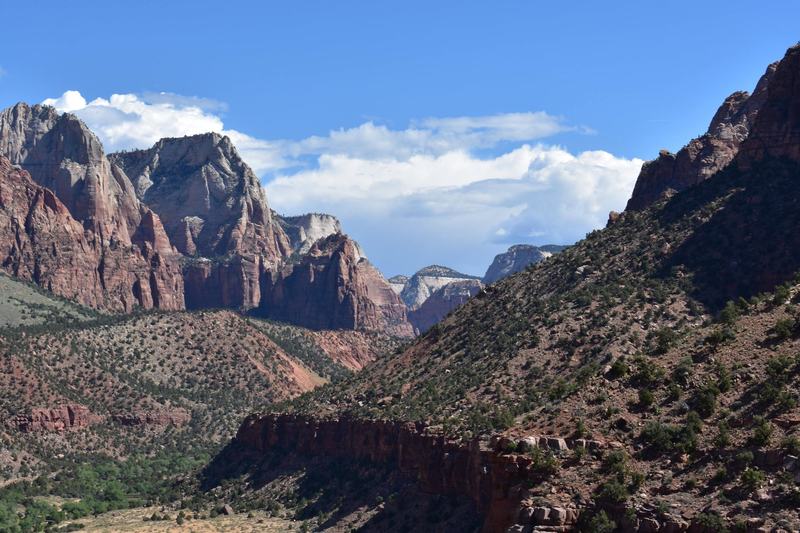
left=740, top=468, right=766, bottom=491
left=596, top=480, right=629, bottom=504
left=751, top=417, right=773, bottom=446
left=638, top=388, right=655, bottom=408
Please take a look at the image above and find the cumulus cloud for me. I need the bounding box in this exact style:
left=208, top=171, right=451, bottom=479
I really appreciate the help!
left=267, top=145, right=643, bottom=274
left=41, top=89, right=643, bottom=275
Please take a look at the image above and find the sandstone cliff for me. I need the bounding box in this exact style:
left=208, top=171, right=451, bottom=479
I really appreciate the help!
left=398, top=265, right=481, bottom=310
left=260, top=233, right=414, bottom=337
left=482, top=244, right=565, bottom=285
left=0, top=156, right=184, bottom=311
left=737, top=44, right=800, bottom=166
left=408, top=278, right=483, bottom=334
left=110, top=133, right=292, bottom=310
left=0, top=104, right=411, bottom=336
left=625, top=61, right=776, bottom=211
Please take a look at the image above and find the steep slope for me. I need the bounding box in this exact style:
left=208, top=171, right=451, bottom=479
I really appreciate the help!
left=279, top=213, right=343, bottom=255
left=0, top=273, right=96, bottom=328
left=482, top=244, right=567, bottom=284
left=625, top=61, right=776, bottom=211
left=260, top=234, right=414, bottom=337
left=0, top=298, right=400, bottom=481
left=407, top=278, right=483, bottom=334
left=110, top=134, right=291, bottom=310
left=0, top=156, right=184, bottom=311
left=399, top=265, right=481, bottom=310
left=221, top=44, right=800, bottom=531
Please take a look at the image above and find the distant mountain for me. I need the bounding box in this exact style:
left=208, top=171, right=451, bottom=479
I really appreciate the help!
left=407, top=278, right=482, bottom=333
left=0, top=105, right=412, bottom=336
left=387, top=274, right=409, bottom=294
left=279, top=213, right=343, bottom=255
left=482, top=244, right=567, bottom=284
left=398, top=265, right=480, bottom=310
left=225, top=44, right=800, bottom=532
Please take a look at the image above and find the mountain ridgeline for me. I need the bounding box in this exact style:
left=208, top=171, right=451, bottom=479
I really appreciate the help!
left=0, top=104, right=413, bottom=336
left=217, top=44, right=800, bottom=531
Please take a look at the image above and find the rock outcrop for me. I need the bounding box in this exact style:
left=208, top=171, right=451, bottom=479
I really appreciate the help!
left=399, top=265, right=481, bottom=310
left=738, top=44, right=800, bottom=166
left=233, top=414, right=528, bottom=533
left=0, top=104, right=185, bottom=311
left=111, top=133, right=291, bottom=310
left=260, top=234, right=414, bottom=337
left=482, top=244, right=565, bottom=285
left=625, top=61, right=776, bottom=211
left=0, top=156, right=184, bottom=311
left=8, top=404, right=101, bottom=432
left=408, top=279, right=483, bottom=333
left=279, top=213, right=343, bottom=255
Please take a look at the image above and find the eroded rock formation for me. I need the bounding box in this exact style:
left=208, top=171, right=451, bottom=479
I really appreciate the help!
left=8, top=404, right=101, bottom=432
left=0, top=156, right=183, bottom=311
left=625, top=61, right=776, bottom=211
left=482, top=244, right=565, bottom=285
left=260, top=234, right=414, bottom=337
left=233, top=414, right=528, bottom=532
left=408, top=279, right=483, bottom=333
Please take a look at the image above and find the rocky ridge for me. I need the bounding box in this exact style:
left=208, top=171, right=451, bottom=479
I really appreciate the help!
left=223, top=44, right=800, bottom=531
left=483, top=244, right=566, bottom=285
left=0, top=104, right=411, bottom=335
left=625, top=60, right=776, bottom=211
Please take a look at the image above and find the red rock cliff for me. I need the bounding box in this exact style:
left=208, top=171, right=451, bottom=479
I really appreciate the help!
left=0, top=156, right=183, bottom=311
left=260, top=234, right=414, bottom=337
left=625, top=61, right=775, bottom=211
left=235, top=414, right=527, bottom=533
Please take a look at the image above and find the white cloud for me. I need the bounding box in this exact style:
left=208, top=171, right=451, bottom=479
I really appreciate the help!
left=0, top=66, right=6, bottom=78
left=40, top=90, right=643, bottom=275
left=266, top=145, right=643, bottom=274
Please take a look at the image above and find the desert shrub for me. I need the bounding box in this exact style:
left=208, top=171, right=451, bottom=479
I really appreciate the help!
left=740, top=468, right=766, bottom=491
left=771, top=318, right=796, bottom=341
left=751, top=417, right=773, bottom=446
left=638, top=388, right=655, bottom=408
left=595, top=480, right=629, bottom=505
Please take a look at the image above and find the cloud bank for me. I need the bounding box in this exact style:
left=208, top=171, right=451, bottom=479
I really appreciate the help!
left=41, top=90, right=643, bottom=275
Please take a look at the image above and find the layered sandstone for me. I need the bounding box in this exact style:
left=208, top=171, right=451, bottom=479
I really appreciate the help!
left=8, top=404, right=101, bottom=432
left=234, top=414, right=528, bottom=533
left=260, top=234, right=414, bottom=337
left=408, top=279, right=483, bottom=334
left=0, top=157, right=183, bottom=311
left=482, top=244, right=565, bottom=285
left=738, top=44, right=800, bottom=166
left=111, top=133, right=291, bottom=310
left=625, top=61, right=776, bottom=211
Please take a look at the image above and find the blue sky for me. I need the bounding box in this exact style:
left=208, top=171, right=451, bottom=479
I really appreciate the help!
left=1, top=1, right=798, bottom=275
